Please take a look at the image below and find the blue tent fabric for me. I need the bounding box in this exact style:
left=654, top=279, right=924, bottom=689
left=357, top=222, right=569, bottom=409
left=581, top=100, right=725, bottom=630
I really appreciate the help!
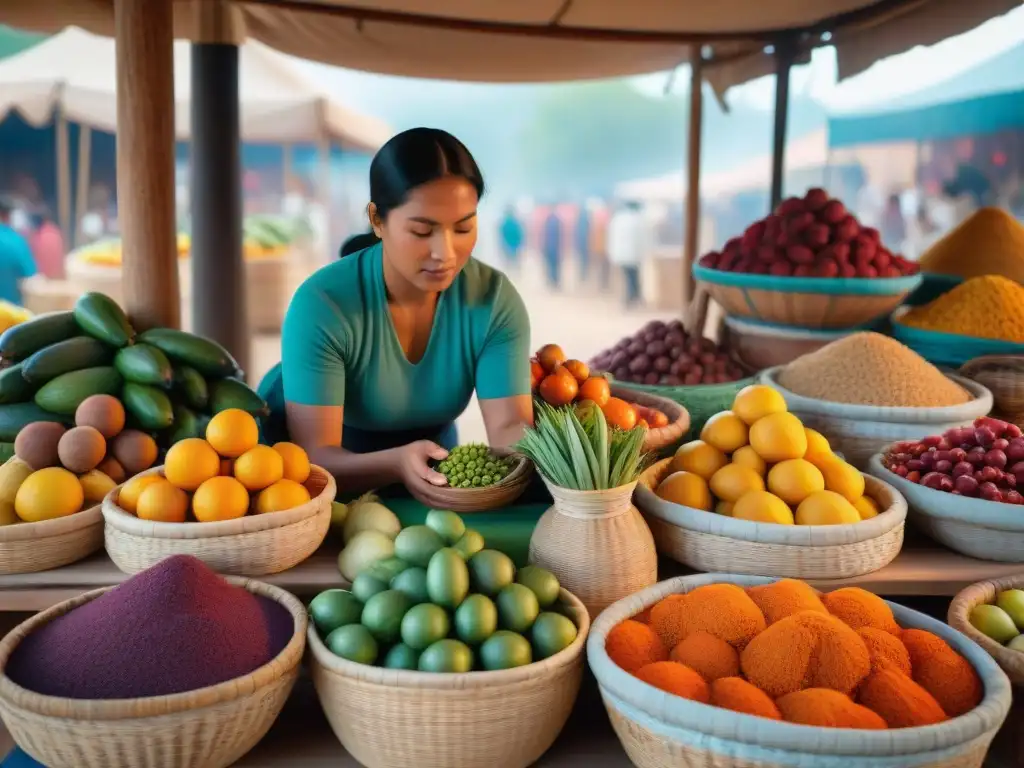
left=1, top=748, right=42, bottom=767
left=828, top=43, right=1024, bottom=147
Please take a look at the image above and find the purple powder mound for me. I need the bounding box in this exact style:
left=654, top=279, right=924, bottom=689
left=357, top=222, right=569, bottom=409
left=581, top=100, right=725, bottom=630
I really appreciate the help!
left=6, top=555, right=295, bottom=699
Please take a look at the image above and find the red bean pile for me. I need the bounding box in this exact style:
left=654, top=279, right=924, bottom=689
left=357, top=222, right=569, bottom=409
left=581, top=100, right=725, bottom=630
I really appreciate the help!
left=883, top=417, right=1024, bottom=504
left=589, top=319, right=746, bottom=386
left=697, top=188, right=920, bottom=278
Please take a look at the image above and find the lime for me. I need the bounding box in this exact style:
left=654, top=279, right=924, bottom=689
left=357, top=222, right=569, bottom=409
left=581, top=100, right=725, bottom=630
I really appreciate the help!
left=361, top=589, right=412, bottom=644
left=468, top=550, right=515, bottom=596
left=401, top=603, right=451, bottom=650
left=454, top=594, right=498, bottom=645
left=451, top=528, right=485, bottom=560
left=363, top=556, right=410, bottom=583
left=325, top=624, right=378, bottom=665
left=531, top=612, right=578, bottom=659
left=426, top=547, right=470, bottom=609
left=418, top=638, right=473, bottom=673
left=390, top=566, right=430, bottom=604
left=383, top=643, right=421, bottom=670
left=479, top=630, right=533, bottom=671
left=496, top=583, right=540, bottom=633
left=309, top=589, right=363, bottom=637
left=425, top=509, right=466, bottom=544
left=394, top=525, right=446, bottom=568
left=351, top=573, right=389, bottom=603
left=330, top=501, right=348, bottom=531
left=516, top=565, right=561, bottom=609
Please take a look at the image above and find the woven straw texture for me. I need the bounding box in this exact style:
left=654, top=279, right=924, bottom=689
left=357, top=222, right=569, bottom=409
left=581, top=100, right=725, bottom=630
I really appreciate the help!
left=587, top=573, right=1012, bottom=768
left=308, top=588, right=589, bottom=768
left=102, top=465, right=335, bottom=576
left=960, top=355, right=1024, bottom=425
left=610, top=385, right=691, bottom=454
left=636, top=458, right=906, bottom=579
left=529, top=480, right=657, bottom=619
left=949, top=575, right=1024, bottom=688
left=0, top=578, right=307, bottom=768
left=0, top=502, right=103, bottom=575
left=411, top=448, right=533, bottom=513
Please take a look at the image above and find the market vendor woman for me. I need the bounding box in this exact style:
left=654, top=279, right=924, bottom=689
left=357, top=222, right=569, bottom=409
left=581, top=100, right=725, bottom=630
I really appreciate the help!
left=259, top=128, right=533, bottom=502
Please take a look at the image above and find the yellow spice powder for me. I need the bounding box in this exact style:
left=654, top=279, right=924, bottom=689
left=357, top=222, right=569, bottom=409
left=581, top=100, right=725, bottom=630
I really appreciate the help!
left=902, top=275, right=1024, bottom=343
left=919, top=207, right=1024, bottom=282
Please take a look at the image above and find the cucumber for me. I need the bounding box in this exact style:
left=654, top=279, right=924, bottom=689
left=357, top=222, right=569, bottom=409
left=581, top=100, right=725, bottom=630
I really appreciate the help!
left=137, top=328, right=242, bottom=379
left=115, top=343, right=173, bottom=389
left=209, top=377, right=270, bottom=417
left=173, top=365, right=209, bottom=410
left=73, top=292, right=135, bottom=348
left=167, top=404, right=202, bottom=444
left=122, top=382, right=174, bottom=430
left=0, top=364, right=34, bottom=405
left=0, top=311, right=79, bottom=360
left=33, top=366, right=124, bottom=416
left=22, top=336, right=115, bottom=384
left=0, top=403, right=69, bottom=441
left=0, top=443, right=13, bottom=463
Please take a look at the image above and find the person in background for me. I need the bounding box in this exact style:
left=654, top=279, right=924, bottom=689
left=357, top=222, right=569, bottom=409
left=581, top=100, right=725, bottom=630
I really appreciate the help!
left=28, top=209, right=65, bottom=280
left=880, top=193, right=907, bottom=252
left=574, top=202, right=591, bottom=282
left=499, top=205, right=524, bottom=271
left=0, top=197, right=38, bottom=305
left=607, top=199, right=650, bottom=308
left=541, top=205, right=562, bottom=290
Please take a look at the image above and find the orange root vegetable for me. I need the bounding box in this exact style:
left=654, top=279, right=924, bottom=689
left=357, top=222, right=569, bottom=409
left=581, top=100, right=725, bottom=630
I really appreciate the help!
left=857, top=626, right=912, bottom=677
left=670, top=631, right=740, bottom=682
left=709, top=677, right=781, bottom=720
left=901, top=629, right=983, bottom=718
left=858, top=666, right=948, bottom=728
left=821, top=587, right=900, bottom=635
left=747, top=579, right=828, bottom=625
left=740, top=610, right=871, bottom=698
left=635, top=661, right=710, bottom=703
left=651, top=584, right=766, bottom=650
left=605, top=619, right=667, bottom=674
left=777, top=688, right=888, bottom=730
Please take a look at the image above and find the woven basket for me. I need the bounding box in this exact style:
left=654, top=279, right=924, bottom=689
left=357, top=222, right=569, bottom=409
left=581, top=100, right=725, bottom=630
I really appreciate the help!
left=759, top=367, right=993, bottom=469
left=411, top=448, right=533, bottom=513
left=960, top=355, right=1024, bottom=425
left=949, top=575, right=1024, bottom=688
left=529, top=480, right=656, bottom=620
left=0, top=577, right=307, bottom=768
left=635, top=457, right=906, bottom=579
left=308, top=588, right=589, bottom=768
left=102, top=465, right=335, bottom=575
left=611, top=384, right=691, bottom=454
left=867, top=452, right=1024, bottom=563
left=0, top=503, right=103, bottom=575
left=589, top=573, right=1012, bottom=768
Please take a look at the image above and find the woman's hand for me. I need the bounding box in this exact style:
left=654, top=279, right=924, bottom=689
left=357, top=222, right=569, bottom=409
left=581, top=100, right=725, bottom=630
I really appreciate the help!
left=397, top=440, right=450, bottom=502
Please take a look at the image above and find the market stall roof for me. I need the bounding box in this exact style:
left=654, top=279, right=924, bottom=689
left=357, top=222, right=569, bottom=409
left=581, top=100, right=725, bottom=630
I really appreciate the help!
left=0, top=0, right=1018, bottom=93
left=828, top=41, right=1024, bottom=147
left=0, top=26, right=392, bottom=149
left=0, top=24, right=45, bottom=60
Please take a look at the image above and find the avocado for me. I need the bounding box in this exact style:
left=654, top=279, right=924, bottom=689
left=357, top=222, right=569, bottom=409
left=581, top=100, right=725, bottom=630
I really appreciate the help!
left=496, top=583, right=540, bottom=634
left=309, top=589, right=363, bottom=638
left=417, top=639, right=472, bottom=673
left=424, top=509, right=466, bottom=544
left=394, top=525, right=445, bottom=568
left=531, top=612, right=578, bottom=659
left=400, top=603, right=450, bottom=651
left=454, top=594, right=498, bottom=645
left=468, top=550, right=515, bottom=596
left=516, top=565, right=561, bottom=609
left=426, top=547, right=470, bottom=610
left=361, top=589, right=412, bottom=644
left=479, top=630, right=533, bottom=671
left=451, top=528, right=485, bottom=560
left=383, top=643, right=421, bottom=670
left=362, top=556, right=410, bottom=584
left=390, top=567, right=430, bottom=604
left=325, top=624, right=378, bottom=665
left=351, top=573, right=389, bottom=603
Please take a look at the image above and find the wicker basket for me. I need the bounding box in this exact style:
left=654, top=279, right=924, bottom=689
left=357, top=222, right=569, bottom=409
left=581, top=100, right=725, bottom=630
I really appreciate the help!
left=759, top=367, right=993, bottom=469
left=308, top=588, right=589, bottom=768
left=589, top=573, right=1012, bottom=768
left=724, top=315, right=857, bottom=371
left=636, top=457, right=906, bottom=579
left=529, top=480, right=656, bottom=620
left=411, top=448, right=533, bottom=513
left=0, top=503, right=104, bottom=575
left=0, top=577, right=307, bottom=768
left=960, top=355, right=1024, bottom=425
left=949, top=575, right=1024, bottom=688
left=611, top=384, right=690, bottom=454
left=867, top=452, right=1024, bottom=563
left=102, top=465, right=335, bottom=575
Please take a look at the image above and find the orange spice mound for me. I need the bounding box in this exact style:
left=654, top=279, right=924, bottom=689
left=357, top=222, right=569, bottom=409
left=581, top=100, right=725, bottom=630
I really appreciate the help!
left=777, top=688, right=888, bottom=730
left=606, top=619, right=667, bottom=674
left=635, top=661, right=710, bottom=703
left=651, top=584, right=766, bottom=651
left=747, top=579, right=828, bottom=625
left=821, top=588, right=900, bottom=635
left=633, top=606, right=653, bottom=624
left=740, top=610, right=871, bottom=698
left=670, top=631, right=740, bottom=682
left=709, top=677, right=781, bottom=720
left=858, top=626, right=912, bottom=677
left=858, top=666, right=947, bottom=728
left=918, top=207, right=1024, bottom=282
left=901, top=629, right=983, bottom=718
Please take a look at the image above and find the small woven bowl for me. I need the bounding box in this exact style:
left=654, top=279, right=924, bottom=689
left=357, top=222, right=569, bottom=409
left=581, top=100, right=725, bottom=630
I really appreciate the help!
left=413, top=447, right=533, bottom=513
left=949, top=574, right=1024, bottom=688
left=610, top=384, right=690, bottom=454
left=0, top=503, right=103, bottom=575
left=960, top=355, right=1024, bottom=424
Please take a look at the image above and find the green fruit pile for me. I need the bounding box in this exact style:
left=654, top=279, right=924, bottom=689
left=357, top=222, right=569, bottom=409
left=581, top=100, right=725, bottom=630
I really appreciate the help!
left=311, top=509, right=579, bottom=673
left=969, top=588, right=1024, bottom=652
left=436, top=443, right=514, bottom=489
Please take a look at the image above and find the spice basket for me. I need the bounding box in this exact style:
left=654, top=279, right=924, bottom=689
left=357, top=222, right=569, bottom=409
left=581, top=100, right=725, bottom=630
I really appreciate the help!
left=724, top=315, right=858, bottom=371
left=759, top=367, right=993, bottom=469
left=607, top=377, right=753, bottom=442
left=588, top=573, right=1012, bottom=768
left=412, top=448, right=533, bottom=513
left=960, top=355, right=1024, bottom=424
left=308, top=588, right=589, bottom=768
left=102, top=464, right=335, bottom=575
left=0, top=578, right=307, bottom=768
left=636, top=457, right=906, bottom=579
left=890, top=307, right=1024, bottom=368
left=611, top=384, right=690, bottom=454
left=693, top=264, right=922, bottom=329
left=0, top=503, right=103, bottom=575
left=529, top=479, right=656, bottom=619
left=949, top=575, right=1024, bottom=688
left=868, top=452, right=1024, bottom=563
left=905, top=272, right=962, bottom=306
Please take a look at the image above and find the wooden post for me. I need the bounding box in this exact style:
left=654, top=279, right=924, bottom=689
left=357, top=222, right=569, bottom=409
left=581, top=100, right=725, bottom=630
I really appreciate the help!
left=682, top=45, right=704, bottom=308
left=54, top=101, right=71, bottom=249
left=114, top=0, right=180, bottom=330
left=74, top=125, right=92, bottom=251
left=770, top=37, right=798, bottom=212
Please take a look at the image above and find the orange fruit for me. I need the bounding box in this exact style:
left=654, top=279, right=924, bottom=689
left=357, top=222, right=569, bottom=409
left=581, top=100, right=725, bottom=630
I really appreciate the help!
left=164, top=438, right=221, bottom=491
left=255, top=479, right=312, bottom=514
left=709, top=464, right=765, bottom=503
left=205, top=408, right=259, bottom=458
left=748, top=412, right=807, bottom=463
left=602, top=397, right=637, bottom=430
left=578, top=376, right=611, bottom=407
left=671, top=440, right=728, bottom=480
left=14, top=468, right=83, bottom=522
left=136, top=478, right=189, bottom=523
left=700, top=411, right=749, bottom=454
left=732, top=491, right=795, bottom=525
left=79, top=470, right=117, bottom=505
left=234, top=445, right=285, bottom=491
left=767, top=459, right=825, bottom=506
left=118, top=474, right=163, bottom=513
left=562, top=359, right=590, bottom=383
left=536, top=343, right=566, bottom=373
left=192, top=476, right=250, bottom=522
left=530, top=359, right=545, bottom=390
left=539, top=368, right=579, bottom=406
left=655, top=471, right=712, bottom=511
left=273, top=442, right=311, bottom=484
left=732, top=385, right=787, bottom=426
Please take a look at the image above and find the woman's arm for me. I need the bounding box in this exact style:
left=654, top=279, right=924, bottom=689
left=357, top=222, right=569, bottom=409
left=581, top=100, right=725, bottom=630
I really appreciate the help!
left=479, top=395, right=533, bottom=447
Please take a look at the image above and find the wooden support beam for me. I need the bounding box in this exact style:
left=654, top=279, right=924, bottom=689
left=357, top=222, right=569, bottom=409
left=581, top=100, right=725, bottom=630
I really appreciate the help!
left=683, top=45, right=704, bottom=309
left=770, top=37, right=798, bottom=212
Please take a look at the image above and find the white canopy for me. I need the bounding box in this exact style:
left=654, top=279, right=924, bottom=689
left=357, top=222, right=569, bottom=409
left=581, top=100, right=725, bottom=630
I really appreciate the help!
left=0, top=26, right=392, bottom=150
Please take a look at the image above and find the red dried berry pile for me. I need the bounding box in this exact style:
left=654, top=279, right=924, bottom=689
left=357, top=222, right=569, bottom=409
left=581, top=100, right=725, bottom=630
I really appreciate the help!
left=883, top=417, right=1024, bottom=504
left=698, top=188, right=920, bottom=278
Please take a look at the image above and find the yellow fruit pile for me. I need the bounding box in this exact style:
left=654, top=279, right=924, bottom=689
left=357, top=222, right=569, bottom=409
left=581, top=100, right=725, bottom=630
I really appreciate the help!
left=118, top=408, right=313, bottom=523
left=655, top=385, right=880, bottom=525
left=79, top=234, right=287, bottom=268
left=0, top=301, right=32, bottom=335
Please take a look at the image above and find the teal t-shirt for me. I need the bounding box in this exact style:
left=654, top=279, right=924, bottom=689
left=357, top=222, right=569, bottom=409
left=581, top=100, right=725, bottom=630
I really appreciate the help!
left=260, top=243, right=531, bottom=452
